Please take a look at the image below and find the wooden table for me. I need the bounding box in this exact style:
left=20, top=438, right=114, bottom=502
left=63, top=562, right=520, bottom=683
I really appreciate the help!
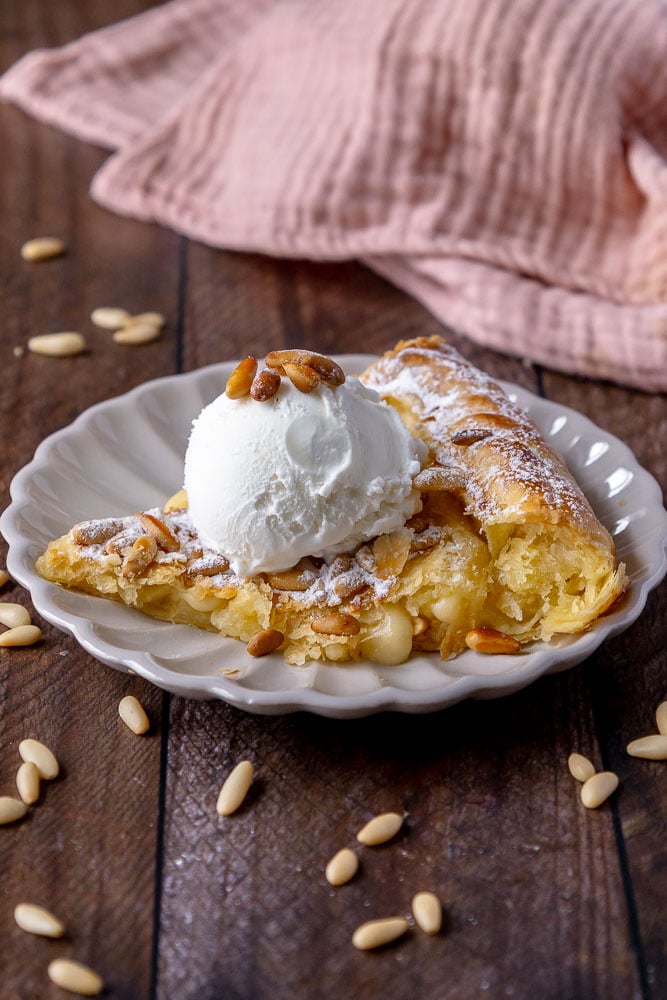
left=1, top=5, right=665, bottom=999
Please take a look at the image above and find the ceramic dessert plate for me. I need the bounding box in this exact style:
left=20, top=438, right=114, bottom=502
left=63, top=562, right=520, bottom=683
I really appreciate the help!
left=2, top=355, right=666, bottom=718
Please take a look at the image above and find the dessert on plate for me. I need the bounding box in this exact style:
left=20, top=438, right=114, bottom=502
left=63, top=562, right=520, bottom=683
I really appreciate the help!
left=36, top=337, right=627, bottom=666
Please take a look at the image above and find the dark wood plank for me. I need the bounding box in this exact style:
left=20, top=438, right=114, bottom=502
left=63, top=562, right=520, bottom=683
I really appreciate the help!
left=1, top=6, right=179, bottom=997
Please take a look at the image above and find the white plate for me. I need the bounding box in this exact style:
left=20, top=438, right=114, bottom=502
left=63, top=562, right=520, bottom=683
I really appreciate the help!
left=2, top=356, right=666, bottom=718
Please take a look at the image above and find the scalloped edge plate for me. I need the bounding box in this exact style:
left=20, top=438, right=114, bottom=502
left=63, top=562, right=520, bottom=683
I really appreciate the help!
left=2, top=356, right=666, bottom=718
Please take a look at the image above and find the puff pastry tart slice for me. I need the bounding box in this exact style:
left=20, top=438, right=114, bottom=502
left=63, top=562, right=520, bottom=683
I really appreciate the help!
left=36, top=337, right=627, bottom=665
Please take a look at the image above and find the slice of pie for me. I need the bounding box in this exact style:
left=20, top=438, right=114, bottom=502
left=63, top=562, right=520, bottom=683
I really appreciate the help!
left=36, top=337, right=627, bottom=665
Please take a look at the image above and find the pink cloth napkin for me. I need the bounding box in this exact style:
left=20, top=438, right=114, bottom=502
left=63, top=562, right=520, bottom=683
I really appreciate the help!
left=3, top=0, right=667, bottom=390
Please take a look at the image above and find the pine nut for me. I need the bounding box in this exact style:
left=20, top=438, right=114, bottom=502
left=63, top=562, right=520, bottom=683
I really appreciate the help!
left=247, top=628, right=284, bottom=657
left=325, top=848, right=359, bottom=886
left=626, top=735, right=667, bottom=760
left=568, top=753, right=596, bottom=783
left=226, top=357, right=258, bottom=399
left=118, top=695, right=150, bottom=735
left=656, top=701, right=667, bottom=737
left=90, top=307, right=131, bottom=330
left=0, top=624, right=42, bottom=646
left=266, top=569, right=312, bottom=592
left=0, top=603, right=31, bottom=629
left=164, top=488, right=188, bottom=512
left=356, top=812, right=404, bottom=846
left=14, top=902, right=65, bottom=938
left=265, top=350, right=345, bottom=387
left=352, top=917, right=409, bottom=950
left=113, top=321, right=161, bottom=345
left=216, top=760, right=253, bottom=816
left=464, top=627, right=520, bottom=655
left=19, top=738, right=59, bottom=780
left=28, top=333, right=86, bottom=357
left=138, top=513, right=180, bottom=552
left=411, top=891, right=442, bottom=935
left=250, top=369, right=281, bottom=401
left=283, top=362, right=321, bottom=393
left=580, top=771, right=619, bottom=809
left=0, top=570, right=9, bottom=587
left=125, top=311, right=166, bottom=329
left=21, top=237, right=65, bottom=261
left=311, top=613, right=361, bottom=636
left=120, top=534, right=158, bottom=578
left=16, top=761, right=41, bottom=805
left=48, top=958, right=104, bottom=996
left=0, top=796, right=29, bottom=824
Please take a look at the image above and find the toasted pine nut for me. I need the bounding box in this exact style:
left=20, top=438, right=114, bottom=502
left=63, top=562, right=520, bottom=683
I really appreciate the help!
left=283, top=362, right=321, bottom=393
left=567, top=753, right=596, bottom=783
left=250, top=369, right=281, bottom=401
left=311, top=613, right=361, bottom=636
left=580, top=771, right=619, bottom=809
left=356, top=812, right=404, bottom=846
left=14, top=902, right=65, bottom=938
left=0, top=796, right=28, bottom=825
left=19, top=738, right=59, bottom=780
left=21, top=237, right=65, bottom=262
left=626, top=735, right=667, bottom=760
left=216, top=760, right=253, bottom=816
left=656, top=701, right=667, bottom=737
left=247, top=628, right=284, bottom=657
left=120, top=535, right=158, bottom=578
left=28, top=333, right=86, bottom=357
left=411, top=891, right=442, bottom=935
left=138, top=513, right=180, bottom=552
left=124, top=311, right=166, bottom=329
left=16, top=761, right=40, bottom=805
left=0, top=603, right=31, bottom=629
left=226, top=357, right=258, bottom=399
left=451, top=427, right=494, bottom=446
left=0, top=624, right=42, bottom=646
left=71, top=518, right=125, bottom=546
left=265, top=350, right=345, bottom=386
left=113, top=321, right=161, bottom=345
left=164, top=488, right=188, bottom=512
left=352, top=917, right=409, bottom=950
left=90, top=307, right=131, bottom=330
left=119, top=695, right=150, bottom=735
left=0, top=570, right=9, bottom=587
left=464, top=627, right=520, bottom=655
left=325, top=848, right=359, bottom=886
left=266, top=569, right=312, bottom=592
left=48, top=958, right=104, bottom=996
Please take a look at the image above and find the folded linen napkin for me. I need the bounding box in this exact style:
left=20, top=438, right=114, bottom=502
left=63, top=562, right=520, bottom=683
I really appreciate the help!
left=3, top=0, right=667, bottom=390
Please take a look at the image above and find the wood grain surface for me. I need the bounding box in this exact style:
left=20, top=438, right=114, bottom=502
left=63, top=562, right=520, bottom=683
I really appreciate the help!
left=1, top=5, right=665, bottom=1000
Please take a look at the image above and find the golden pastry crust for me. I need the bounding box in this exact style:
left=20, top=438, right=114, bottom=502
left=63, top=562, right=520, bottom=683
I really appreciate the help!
left=36, top=337, right=627, bottom=665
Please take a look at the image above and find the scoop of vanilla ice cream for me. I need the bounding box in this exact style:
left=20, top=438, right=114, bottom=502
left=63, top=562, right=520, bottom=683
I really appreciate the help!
left=183, top=375, right=425, bottom=577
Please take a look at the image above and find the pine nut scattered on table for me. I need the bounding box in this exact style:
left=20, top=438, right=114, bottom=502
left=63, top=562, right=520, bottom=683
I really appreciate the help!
left=216, top=760, right=254, bottom=816
left=19, top=738, right=59, bottom=780
left=356, top=812, right=404, bottom=846
left=0, top=603, right=32, bottom=629
left=16, top=761, right=41, bottom=805
left=14, top=902, right=65, bottom=938
left=91, top=306, right=131, bottom=330
left=0, top=624, right=42, bottom=646
left=21, top=236, right=65, bottom=262
left=28, top=333, right=86, bottom=358
left=325, top=848, right=359, bottom=886
left=580, top=771, right=619, bottom=809
left=352, top=917, right=409, bottom=950
left=411, top=891, right=443, bottom=935
left=118, top=695, right=150, bottom=735
left=626, top=735, right=667, bottom=760
left=47, top=958, right=104, bottom=996
left=0, top=570, right=9, bottom=588
left=656, top=701, right=667, bottom=737
left=567, top=752, right=596, bottom=783
left=0, top=796, right=29, bottom=825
